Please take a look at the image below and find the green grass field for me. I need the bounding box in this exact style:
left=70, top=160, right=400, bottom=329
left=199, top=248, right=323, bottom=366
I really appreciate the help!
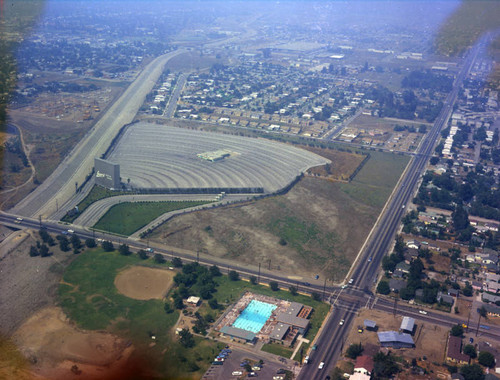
left=339, top=151, right=409, bottom=208
left=62, top=185, right=121, bottom=222
left=58, top=249, right=225, bottom=378
left=93, top=200, right=212, bottom=236
left=261, top=343, right=294, bottom=358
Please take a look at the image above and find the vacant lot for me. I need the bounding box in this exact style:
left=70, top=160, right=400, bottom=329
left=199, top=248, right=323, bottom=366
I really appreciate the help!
left=114, top=266, right=174, bottom=300
left=344, top=308, right=449, bottom=376
left=303, top=146, right=366, bottom=181
left=150, top=152, right=409, bottom=279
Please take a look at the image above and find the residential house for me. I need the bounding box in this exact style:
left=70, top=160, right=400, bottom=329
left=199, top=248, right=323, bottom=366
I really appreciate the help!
left=395, top=262, right=411, bottom=274
left=354, top=355, right=374, bottom=376
left=446, top=335, right=470, bottom=365
left=389, top=279, right=406, bottom=292
left=437, top=292, right=454, bottom=306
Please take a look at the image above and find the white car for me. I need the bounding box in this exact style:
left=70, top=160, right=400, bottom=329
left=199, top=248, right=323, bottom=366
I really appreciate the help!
left=419, top=310, right=427, bottom=315
left=304, top=355, right=309, bottom=364
left=339, top=319, right=344, bottom=326
left=348, top=278, right=354, bottom=284
left=318, top=362, right=325, bottom=370
left=232, top=371, right=243, bottom=376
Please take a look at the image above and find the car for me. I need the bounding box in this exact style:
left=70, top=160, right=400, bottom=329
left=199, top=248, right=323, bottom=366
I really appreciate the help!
left=348, top=278, right=354, bottom=284
left=419, top=310, right=427, bottom=315
left=273, top=377, right=284, bottom=380
left=339, top=319, right=344, bottom=326
left=312, top=344, right=318, bottom=350
left=276, top=369, right=286, bottom=374
left=304, top=356, right=309, bottom=364
left=248, top=372, right=257, bottom=377
left=469, top=337, right=474, bottom=344
left=14, top=217, right=23, bottom=224
left=318, top=362, right=325, bottom=370
left=146, top=247, right=154, bottom=253
left=232, top=371, right=243, bottom=376
left=303, top=282, right=311, bottom=286
left=214, top=358, right=224, bottom=362
left=341, top=284, right=347, bottom=289
left=368, top=256, right=372, bottom=262
left=462, top=323, right=468, bottom=328
left=315, top=275, right=319, bottom=279
left=358, top=326, right=364, bottom=333
left=252, top=366, right=261, bottom=371
left=67, top=229, right=74, bottom=234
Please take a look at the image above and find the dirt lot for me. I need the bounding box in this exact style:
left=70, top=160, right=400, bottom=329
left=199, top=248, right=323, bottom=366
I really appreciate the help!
left=11, top=306, right=133, bottom=380
left=343, top=309, right=449, bottom=378
left=303, top=147, right=366, bottom=181
left=150, top=176, right=381, bottom=280
left=0, top=228, right=76, bottom=336
left=114, top=266, right=174, bottom=300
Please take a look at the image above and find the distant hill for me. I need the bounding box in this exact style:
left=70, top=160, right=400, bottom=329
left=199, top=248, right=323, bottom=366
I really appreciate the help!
left=434, top=0, right=500, bottom=91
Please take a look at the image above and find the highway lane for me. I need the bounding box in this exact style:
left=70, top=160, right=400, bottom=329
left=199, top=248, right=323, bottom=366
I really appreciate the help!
left=11, top=49, right=186, bottom=219
left=297, top=37, right=482, bottom=380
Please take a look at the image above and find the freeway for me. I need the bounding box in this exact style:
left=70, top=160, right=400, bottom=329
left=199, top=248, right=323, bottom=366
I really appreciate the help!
left=298, top=36, right=484, bottom=380
left=11, top=49, right=186, bottom=219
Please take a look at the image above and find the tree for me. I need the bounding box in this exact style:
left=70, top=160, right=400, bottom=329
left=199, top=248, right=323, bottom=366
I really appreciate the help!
left=85, top=238, right=96, bottom=248
left=478, top=351, right=495, bottom=368
left=463, top=344, right=477, bottom=359
left=377, top=280, right=390, bottom=295
left=250, top=276, right=258, bottom=285
left=164, top=302, right=174, bottom=314
left=137, top=249, right=148, bottom=259
left=312, top=292, right=322, bottom=301
left=209, top=265, right=221, bottom=277
left=119, top=244, right=131, bottom=256
left=228, top=270, right=239, bottom=281
left=208, top=298, right=219, bottom=310
left=178, top=328, right=195, bottom=348
left=29, top=245, right=39, bottom=257
left=346, top=343, right=363, bottom=359
left=172, top=257, right=183, bottom=267
left=373, top=352, right=400, bottom=378
left=102, top=240, right=114, bottom=252
left=289, top=286, right=298, bottom=296
left=450, top=324, right=464, bottom=337
left=460, top=364, right=485, bottom=380
left=269, top=281, right=279, bottom=291
left=58, top=236, right=70, bottom=252
left=70, top=234, right=82, bottom=249
left=154, top=254, right=166, bottom=264
left=452, top=204, right=470, bottom=231
left=173, top=295, right=184, bottom=309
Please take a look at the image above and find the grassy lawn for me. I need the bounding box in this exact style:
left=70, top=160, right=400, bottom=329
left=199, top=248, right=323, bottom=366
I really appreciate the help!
left=62, top=185, right=123, bottom=223
left=261, top=343, right=294, bottom=358
left=93, top=200, right=212, bottom=236
left=339, top=151, right=409, bottom=208
left=58, top=249, right=224, bottom=378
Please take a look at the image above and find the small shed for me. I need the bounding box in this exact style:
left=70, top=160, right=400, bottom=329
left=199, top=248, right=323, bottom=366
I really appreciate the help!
left=187, top=296, right=201, bottom=306
left=400, top=316, right=415, bottom=334
left=364, top=320, right=377, bottom=331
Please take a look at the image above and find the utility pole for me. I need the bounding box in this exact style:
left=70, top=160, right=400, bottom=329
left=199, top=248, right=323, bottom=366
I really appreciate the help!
left=196, top=251, right=199, bottom=263
left=38, top=215, right=42, bottom=228
left=322, top=278, right=327, bottom=300
left=258, top=263, right=261, bottom=283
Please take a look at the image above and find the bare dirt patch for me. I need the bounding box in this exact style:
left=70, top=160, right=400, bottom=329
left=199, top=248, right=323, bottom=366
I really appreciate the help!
left=302, top=147, right=366, bottom=181
left=150, top=176, right=380, bottom=280
left=343, top=309, right=449, bottom=377
left=114, top=266, right=174, bottom=300
left=11, top=306, right=133, bottom=380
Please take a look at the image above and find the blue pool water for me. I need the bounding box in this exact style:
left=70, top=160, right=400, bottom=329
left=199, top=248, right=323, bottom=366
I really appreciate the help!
left=232, top=300, right=277, bottom=333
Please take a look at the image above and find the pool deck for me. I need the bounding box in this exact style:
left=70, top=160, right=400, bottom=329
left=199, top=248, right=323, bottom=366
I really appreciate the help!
left=215, top=292, right=294, bottom=341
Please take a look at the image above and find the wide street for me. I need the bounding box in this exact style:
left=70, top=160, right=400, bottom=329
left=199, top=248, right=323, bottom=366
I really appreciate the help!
left=11, top=49, right=186, bottom=219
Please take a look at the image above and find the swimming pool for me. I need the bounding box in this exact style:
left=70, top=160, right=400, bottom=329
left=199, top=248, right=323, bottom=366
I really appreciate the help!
left=232, top=300, right=277, bottom=333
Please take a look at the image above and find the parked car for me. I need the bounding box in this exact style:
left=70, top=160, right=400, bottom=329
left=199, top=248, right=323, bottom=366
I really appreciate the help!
left=318, top=362, right=325, bottom=369
left=339, top=319, right=344, bottom=326
left=419, top=310, right=427, bottom=315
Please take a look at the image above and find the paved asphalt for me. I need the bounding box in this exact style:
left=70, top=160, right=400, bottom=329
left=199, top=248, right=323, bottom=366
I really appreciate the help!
left=297, top=35, right=484, bottom=380
left=11, top=49, right=185, bottom=219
